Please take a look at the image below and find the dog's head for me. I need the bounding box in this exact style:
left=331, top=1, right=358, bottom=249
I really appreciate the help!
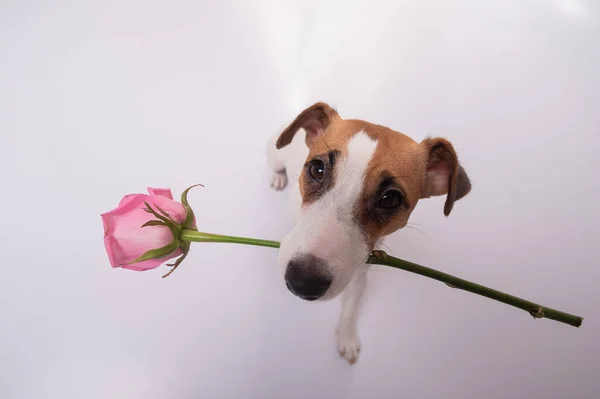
left=276, top=102, right=471, bottom=301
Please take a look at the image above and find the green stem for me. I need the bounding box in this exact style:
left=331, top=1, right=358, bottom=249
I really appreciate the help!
left=367, top=251, right=583, bottom=328
left=180, top=229, right=281, bottom=249
left=178, top=229, right=583, bottom=328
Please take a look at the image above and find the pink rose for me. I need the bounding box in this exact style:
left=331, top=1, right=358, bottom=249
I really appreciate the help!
left=102, top=188, right=193, bottom=271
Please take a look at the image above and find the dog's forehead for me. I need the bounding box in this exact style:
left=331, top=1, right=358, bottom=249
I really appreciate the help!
left=308, top=118, right=424, bottom=202
left=310, top=119, right=417, bottom=155
left=312, top=119, right=421, bottom=171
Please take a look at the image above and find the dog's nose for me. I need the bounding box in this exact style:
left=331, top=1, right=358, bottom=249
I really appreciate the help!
left=284, top=255, right=332, bottom=301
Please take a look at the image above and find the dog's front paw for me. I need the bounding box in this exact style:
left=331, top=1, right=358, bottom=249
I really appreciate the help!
left=336, top=326, right=361, bottom=365
left=270, top=170, right=288, bottom=191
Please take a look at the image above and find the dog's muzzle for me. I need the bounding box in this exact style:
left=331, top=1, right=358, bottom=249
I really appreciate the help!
left=284, top=254, right=332, bottom=301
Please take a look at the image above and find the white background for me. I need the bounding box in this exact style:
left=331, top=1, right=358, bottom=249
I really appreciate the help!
left=1, top=1, right=599, bottom=398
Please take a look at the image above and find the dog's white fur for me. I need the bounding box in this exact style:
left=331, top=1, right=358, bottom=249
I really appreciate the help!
left=266, top=102, right=472, bottom=364
left=267, top=129, right=379, bottom=364
left=278, top=131, right=377, bottom=300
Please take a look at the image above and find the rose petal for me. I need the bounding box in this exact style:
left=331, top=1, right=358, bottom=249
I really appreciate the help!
left=118, top=194, right=140, bottom=208
left=102, top=194, right=179, bottom=267
left=147, top=187, right=174, bottom=201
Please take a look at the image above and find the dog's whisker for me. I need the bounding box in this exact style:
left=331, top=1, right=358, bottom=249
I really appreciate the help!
left=404, top=225, right=428, bottom=238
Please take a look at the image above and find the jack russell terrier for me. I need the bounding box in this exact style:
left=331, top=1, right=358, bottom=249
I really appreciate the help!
left=266, top=102, right=471, bottom=364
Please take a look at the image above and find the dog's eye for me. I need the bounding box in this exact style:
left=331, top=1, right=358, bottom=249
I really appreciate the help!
left=308, top=160, right=325, bottom=182
left=377, top=190, right=404, bottom=209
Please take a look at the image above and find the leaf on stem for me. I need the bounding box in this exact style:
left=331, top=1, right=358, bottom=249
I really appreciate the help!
left=141, top=220, right=167, bottom=228
left=127, top=239, right=180, bottom=265
left=180, top=184, right=204, bottom=230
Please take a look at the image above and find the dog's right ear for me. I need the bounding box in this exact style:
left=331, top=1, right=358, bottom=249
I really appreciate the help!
left=276, top=102, right=339, bottom=149
left=420, top=137, right=472, bottom=216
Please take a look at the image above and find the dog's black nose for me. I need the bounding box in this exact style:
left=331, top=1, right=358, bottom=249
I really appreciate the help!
left=285, top=255, right=331, bottom=301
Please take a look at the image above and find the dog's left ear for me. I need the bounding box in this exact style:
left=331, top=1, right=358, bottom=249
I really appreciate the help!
left=420, top=137, right=472, bottom=216
left=276, top=102, right=339, bottom=149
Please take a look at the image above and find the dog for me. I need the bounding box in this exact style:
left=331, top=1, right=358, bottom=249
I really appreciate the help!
left=266, top=102, right=471, bottom=364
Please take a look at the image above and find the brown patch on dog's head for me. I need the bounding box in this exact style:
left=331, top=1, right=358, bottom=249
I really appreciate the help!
left=354, top=130, right=472, bottom=246
left=352, top=124, right=425, bottom=245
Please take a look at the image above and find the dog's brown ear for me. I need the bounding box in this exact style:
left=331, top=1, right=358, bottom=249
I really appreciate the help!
left=420, top=137, right=472, bottom=216
left=276, top=102, right=339, bottom=149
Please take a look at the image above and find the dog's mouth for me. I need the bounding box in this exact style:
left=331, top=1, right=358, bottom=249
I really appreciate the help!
left=278, top=203, right=372, bottom=301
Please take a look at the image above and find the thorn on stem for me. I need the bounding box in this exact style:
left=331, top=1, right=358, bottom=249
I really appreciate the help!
left=372, top=250, right=388, bottom=260
left=530, top=307, right=545, bottom=319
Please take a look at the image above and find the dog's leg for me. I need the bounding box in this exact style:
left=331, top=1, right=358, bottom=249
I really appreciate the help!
left=266, top=132, right=288, bottom=191
left=336, top=264, right=369, bottom=364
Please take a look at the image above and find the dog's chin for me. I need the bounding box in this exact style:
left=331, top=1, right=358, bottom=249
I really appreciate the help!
left=317, top=261, right=363, bottom=300
left=316, top=285, right=345, bottom=301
